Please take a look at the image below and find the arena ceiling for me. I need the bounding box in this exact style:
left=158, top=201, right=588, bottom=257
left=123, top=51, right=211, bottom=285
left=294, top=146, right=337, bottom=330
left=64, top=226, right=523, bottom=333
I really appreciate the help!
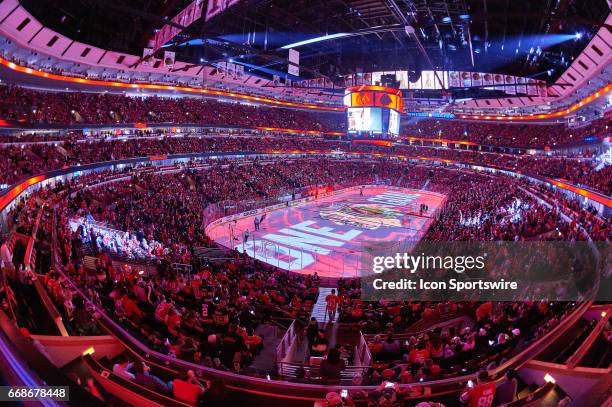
left=19, top=0, right=610, bottom=84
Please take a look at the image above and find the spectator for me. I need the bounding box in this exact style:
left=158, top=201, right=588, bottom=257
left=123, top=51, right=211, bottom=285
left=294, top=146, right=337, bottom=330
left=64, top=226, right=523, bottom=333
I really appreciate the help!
left=460, top=370, right=497, bottom=407
left=494, top=369, right=518, bottom=405
left=310, top=330, right=329, bottom=357
left=172, top=369, right=209, bottom=406
left=306, top=317, right=319, bottom=351
left=325, top=288, right=340, bottom=322
left=112, top=355, right=135, bottom=380
left=132, top=360, right=172, bottom=395
left=319, top=348, right=346, bottom=384
left=382, top=334, right=401, bottom=360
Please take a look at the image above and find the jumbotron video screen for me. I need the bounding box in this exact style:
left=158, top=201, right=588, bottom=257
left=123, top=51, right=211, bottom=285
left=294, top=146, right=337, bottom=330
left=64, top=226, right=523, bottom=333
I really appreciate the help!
left=344, top=85, right=403, bottom=140
left=346, top=107, right=400, bottom=139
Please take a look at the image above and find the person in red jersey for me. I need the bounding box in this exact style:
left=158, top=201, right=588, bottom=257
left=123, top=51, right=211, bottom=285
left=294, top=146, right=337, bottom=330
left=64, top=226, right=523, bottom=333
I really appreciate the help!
left=325, top=289, right=340, bottom=322
left=460, top=370, right=497, bottom=407
left=408, top=341, right=430, bottom=365
left=172, top=369, right=210, bottom=405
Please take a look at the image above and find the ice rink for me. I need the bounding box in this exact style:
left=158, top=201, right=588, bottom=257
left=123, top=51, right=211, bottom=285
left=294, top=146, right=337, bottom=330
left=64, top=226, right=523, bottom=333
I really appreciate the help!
left=207, top=185, right=446, bottom=278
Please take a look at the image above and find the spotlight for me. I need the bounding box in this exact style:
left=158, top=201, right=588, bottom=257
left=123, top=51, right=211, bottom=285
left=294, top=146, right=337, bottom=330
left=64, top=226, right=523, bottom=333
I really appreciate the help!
left=575, top=32, right=582, bottom=39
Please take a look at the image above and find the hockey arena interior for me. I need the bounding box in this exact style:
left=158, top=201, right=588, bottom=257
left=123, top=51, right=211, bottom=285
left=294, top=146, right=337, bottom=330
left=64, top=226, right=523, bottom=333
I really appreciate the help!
left=0, top=0, right=610, bottom=406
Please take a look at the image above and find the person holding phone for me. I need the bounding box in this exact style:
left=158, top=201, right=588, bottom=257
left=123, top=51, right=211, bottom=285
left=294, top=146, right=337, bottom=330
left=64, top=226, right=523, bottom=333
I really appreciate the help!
left=460, top=370, right=496, bottom=407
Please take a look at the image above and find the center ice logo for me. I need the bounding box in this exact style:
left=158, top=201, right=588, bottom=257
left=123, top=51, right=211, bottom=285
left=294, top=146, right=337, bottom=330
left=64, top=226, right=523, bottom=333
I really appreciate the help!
left=319, top=203, right=410, bottom=230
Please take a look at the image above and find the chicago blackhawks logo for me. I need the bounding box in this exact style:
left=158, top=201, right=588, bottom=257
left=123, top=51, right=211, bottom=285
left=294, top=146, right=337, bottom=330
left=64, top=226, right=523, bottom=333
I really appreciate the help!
left=319, top=202, right=409, bottom=230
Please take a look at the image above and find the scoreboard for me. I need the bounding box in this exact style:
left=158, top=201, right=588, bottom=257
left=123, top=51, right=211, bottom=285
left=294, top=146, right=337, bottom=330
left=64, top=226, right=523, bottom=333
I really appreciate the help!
left=344, top=85, right=403, bottom=140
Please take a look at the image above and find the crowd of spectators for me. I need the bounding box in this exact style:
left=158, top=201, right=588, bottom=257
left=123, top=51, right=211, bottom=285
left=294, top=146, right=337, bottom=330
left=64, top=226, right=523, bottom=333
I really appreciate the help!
left=356, top=301, right=573, bottom=380
left=0, top=135, right=343, bottom=186
left=58, top=158, right=607, bottom=316
left=0, top=85, right=344, bottom=130
left=1, top=85, right=610, bottom=150
left=1, top=153, right=608, bottom=407
left=8, top=158, right=609, bottom=271
left=423, top=174, right=569, bottom=241
left=48, top=159, right=359, bottom=373
left=0, top=132, right=610, bottom=194
left=401, top=115, right=611, bottom=148
left=65, top=158, right=390, bottom=262
left=388, top=143, right=612, bottom=194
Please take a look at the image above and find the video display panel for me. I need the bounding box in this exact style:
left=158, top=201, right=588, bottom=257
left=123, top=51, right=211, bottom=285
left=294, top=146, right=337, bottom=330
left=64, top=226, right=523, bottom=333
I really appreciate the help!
left=388, top=109, right=400, bottom=135
left=343, top=93, right=352, bottom=107
left=347, top=107, right=382, bottom=132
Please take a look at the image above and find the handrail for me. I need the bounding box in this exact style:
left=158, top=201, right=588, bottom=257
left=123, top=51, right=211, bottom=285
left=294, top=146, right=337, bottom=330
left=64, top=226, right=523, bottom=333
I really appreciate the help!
left=361, top=305, right=475, bottom=342
left=354, top=331, right=372, bottom=368
left=32, top=277, right=69, bottom=337
left=275, top=323, right=372, bottom=381
left=82, top=354, right=192, bottom=407
left=0, top=254, right=16, bottom=320
left=275, top=319, right=296, bottom=367
left=566, top=306, right=611, bottom=369
left=492, top=300, right=593, bottom=379
left=505, top=382, right=555, bottom=407
left=22, top=237, right=35, bottom=269
left=20, top=202, right=45, bottom=270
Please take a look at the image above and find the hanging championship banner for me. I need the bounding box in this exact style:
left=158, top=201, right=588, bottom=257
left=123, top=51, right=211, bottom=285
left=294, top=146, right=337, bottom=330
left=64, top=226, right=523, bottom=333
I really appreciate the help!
left=288, top=49, right=300, bottom=65
left=142, top=48, right=154, bottom=65
left=516, top=77, right=527, bottom=94
left=527, top=79, right=537, bottom=96
left=150, top=0, right=204, bottom=52
left=538, top=81, right=548, bottom=97
left=288, top=64, right=300, bottom=76
left=163, top=51, right=176, bottom=67
left=288, top=48, right=300, bottom=76
left=206, top=0, right=242, bottom=22
left=494, top=74, right=504, bottom=91
left=505, top=75, right=516, bottom=95
left=449, top=71, right=460, bottom=88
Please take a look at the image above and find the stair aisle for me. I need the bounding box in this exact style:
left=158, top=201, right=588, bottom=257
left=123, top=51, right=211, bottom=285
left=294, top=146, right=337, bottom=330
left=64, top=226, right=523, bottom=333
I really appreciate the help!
left=309, top=287, right=339, bottom=323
